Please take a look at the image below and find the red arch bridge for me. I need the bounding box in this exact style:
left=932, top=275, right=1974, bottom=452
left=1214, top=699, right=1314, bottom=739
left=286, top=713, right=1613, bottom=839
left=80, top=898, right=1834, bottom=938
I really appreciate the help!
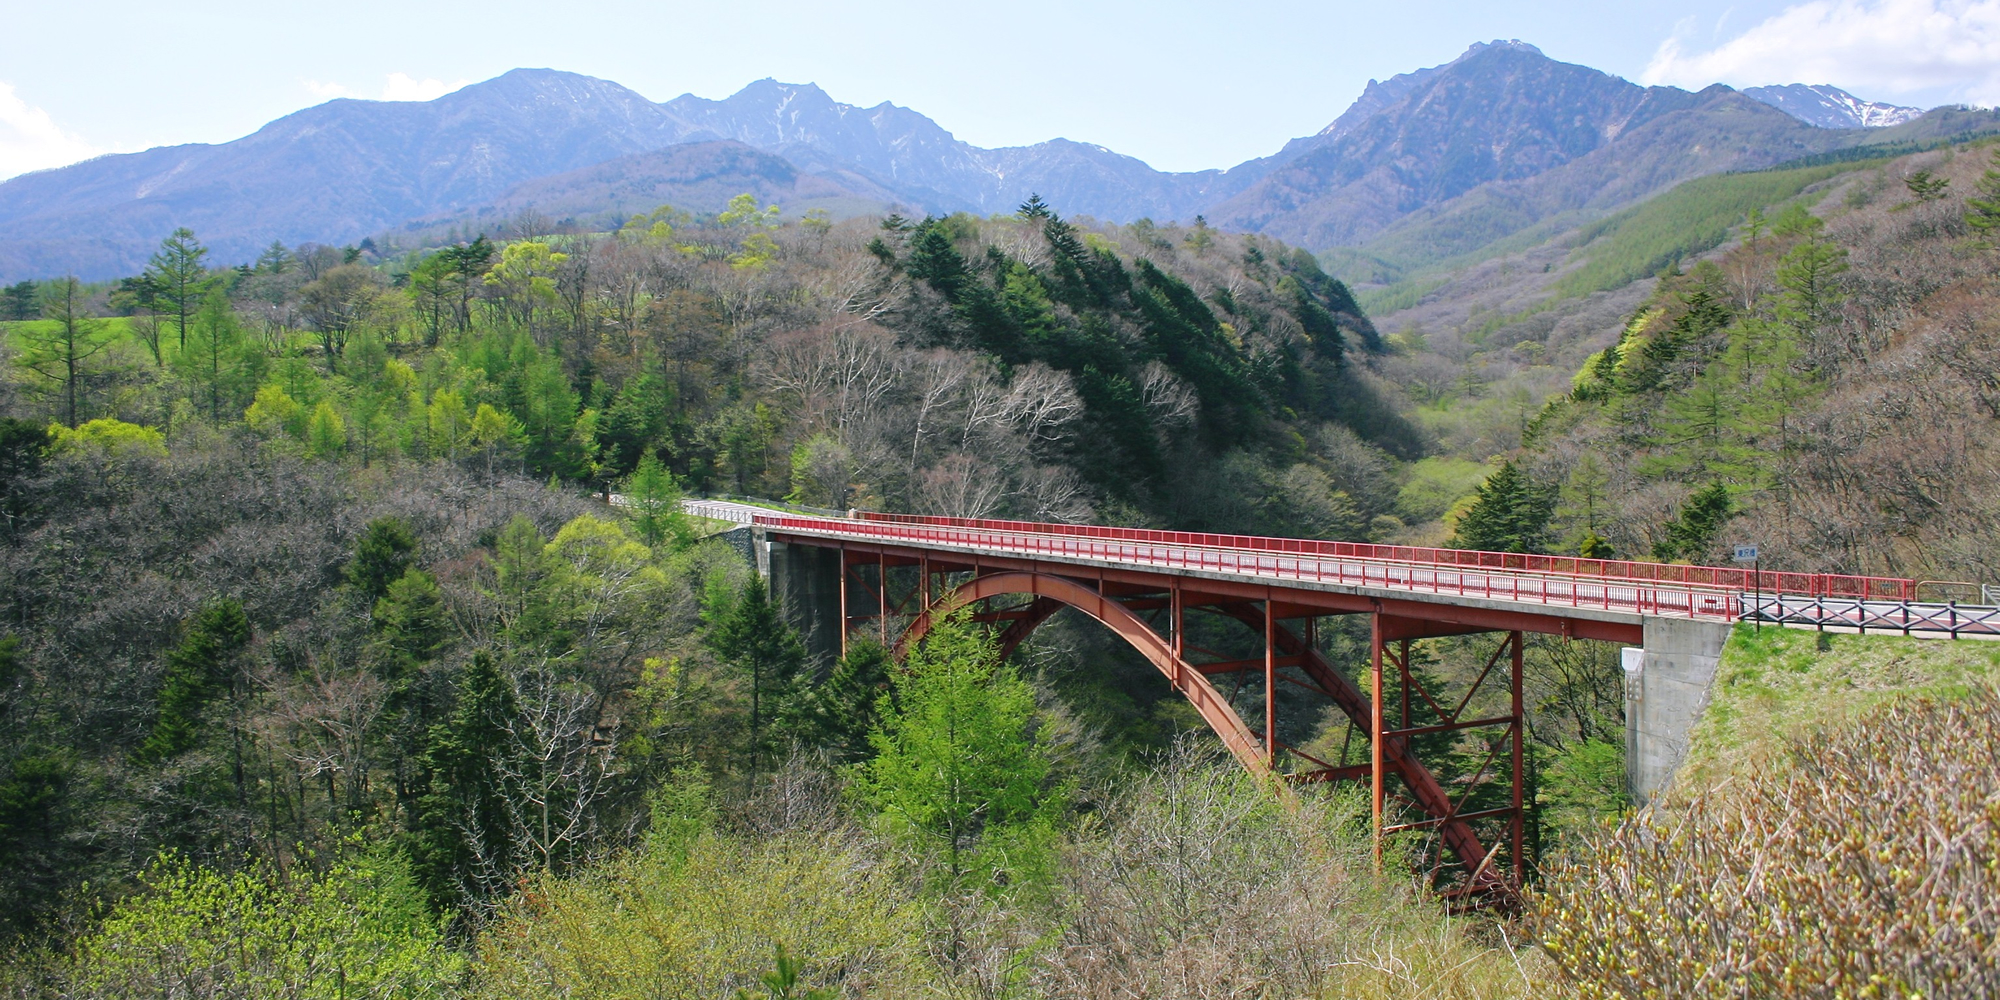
left=683, top=499, right=1992, bottom=897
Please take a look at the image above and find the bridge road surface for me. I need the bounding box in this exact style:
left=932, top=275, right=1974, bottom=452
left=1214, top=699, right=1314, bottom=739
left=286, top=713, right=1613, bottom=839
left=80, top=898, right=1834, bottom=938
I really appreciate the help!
left=689, top=499, right=1767, bottom=632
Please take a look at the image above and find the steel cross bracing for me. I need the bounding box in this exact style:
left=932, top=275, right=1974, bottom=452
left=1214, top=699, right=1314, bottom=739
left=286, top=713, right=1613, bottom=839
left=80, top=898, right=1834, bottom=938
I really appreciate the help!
left=683, top=500, right=1932, bottom=899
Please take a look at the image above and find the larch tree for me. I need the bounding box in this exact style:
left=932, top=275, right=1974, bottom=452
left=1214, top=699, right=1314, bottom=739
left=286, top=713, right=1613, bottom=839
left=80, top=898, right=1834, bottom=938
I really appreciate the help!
left=16, top=276, right=116, bottom=427
left=144, top=228, right=209, bottom=353
left=854, top=609, right=1061, bottom=896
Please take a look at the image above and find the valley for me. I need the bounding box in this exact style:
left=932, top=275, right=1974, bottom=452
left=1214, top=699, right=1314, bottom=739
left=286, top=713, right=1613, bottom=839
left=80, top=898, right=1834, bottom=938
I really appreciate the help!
left=1, top=29, right=1997, bottom=1000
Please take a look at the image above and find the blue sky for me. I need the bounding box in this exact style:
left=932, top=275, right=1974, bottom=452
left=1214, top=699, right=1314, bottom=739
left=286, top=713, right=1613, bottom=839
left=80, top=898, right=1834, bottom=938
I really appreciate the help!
left=3, top=0, right=1996, bottom=180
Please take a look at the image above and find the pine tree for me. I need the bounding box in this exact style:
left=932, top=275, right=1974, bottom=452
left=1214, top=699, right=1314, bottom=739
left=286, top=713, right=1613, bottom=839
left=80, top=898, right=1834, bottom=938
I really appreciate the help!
left=1966, top=150, right=2000, bottom=245
left=0, top=281, right=35, bottom=322
left=1644, top=365, right=1733, bottom=479
left=138, top=599, right=251, bottom=762
left=346, top=517, right=419, bottom=603
left=1775, top=222, right=1848, bottom=335
left=373, top=569, right=447, bottom=679
left=1652, top=483, right=1734, bottom=562
left=622, top=454, right=688, bottom=548
left=411, top=652, right=528, bottom=912
left=306, top=401, right=347, bottom=459
left=1558, top=455, right=1614, bottom=556
left=905, top=220, right=968, bottom=300
left=706, top=578, right=806, bottom=769
left=1903, top=168, right=1950, bottom=203
left=1450, top=461, right=1555, bottom=554
left=781, top=638, right=891, bottom=762
left=1016, top=193, right=1052, bottom=221
left=176, top=293, right=250, bottom=423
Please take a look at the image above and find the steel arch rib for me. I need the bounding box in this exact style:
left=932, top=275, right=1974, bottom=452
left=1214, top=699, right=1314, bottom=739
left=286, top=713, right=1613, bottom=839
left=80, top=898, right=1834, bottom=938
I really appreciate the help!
left=1209, top=603, right=1497, bottom=886
left=903, top=572, right=1269, bottom=774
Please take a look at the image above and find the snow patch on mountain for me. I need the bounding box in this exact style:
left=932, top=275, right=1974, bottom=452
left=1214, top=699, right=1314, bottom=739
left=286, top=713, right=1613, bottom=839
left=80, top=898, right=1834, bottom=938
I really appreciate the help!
left=1742, top=84, right=1925, bottom=129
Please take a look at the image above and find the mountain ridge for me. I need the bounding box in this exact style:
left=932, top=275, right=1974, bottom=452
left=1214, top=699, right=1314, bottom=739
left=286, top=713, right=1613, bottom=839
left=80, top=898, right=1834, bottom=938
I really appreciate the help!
left=0, top=48, right=1983, bottom=281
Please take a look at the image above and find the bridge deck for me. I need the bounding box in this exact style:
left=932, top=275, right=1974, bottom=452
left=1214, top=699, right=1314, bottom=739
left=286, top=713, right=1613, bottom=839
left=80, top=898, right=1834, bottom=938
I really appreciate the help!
left=684, top=500, right=1995, bottom=637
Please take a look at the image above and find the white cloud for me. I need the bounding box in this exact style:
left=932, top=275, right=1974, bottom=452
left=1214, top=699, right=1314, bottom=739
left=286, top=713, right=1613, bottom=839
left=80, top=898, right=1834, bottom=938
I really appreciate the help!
left=1643, top=0, right=2000, bottom=105
left=381, top=73, right=467, bottom=102
left=300, top=73, right=471, bottom=104
left=0, top=82, right=106, bottom=180
left=302, top=79, right=357, bottom=100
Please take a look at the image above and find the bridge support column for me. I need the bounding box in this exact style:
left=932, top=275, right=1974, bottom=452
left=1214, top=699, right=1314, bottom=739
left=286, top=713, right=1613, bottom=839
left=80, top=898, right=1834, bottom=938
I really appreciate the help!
left=1629, top=617, right=1732, bottom=805
left=767, top=540, right=844, bottom=673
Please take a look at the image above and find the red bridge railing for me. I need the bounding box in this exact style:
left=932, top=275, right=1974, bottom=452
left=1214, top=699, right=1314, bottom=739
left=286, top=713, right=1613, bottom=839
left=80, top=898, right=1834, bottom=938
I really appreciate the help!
left=756, top=513, right=1764, bottom=623
left=850, top=511, right=1914, bottom=602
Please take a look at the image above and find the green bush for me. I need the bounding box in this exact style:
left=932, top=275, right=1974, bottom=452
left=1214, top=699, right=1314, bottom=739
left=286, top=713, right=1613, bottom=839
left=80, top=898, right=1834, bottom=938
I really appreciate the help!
left=65, top=849, right=461, bottom=999
left=471, top=828, right=930, bottom=999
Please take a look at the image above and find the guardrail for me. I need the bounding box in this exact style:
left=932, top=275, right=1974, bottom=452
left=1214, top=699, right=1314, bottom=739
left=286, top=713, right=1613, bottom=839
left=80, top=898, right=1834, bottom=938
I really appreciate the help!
left=1741, top=594, right=2000, bottom=637
left=681, top=499, right=759, bottom=524
left=854, top=511, right=1914, bottom=601
left=756, top=513, right=1743, bottom=623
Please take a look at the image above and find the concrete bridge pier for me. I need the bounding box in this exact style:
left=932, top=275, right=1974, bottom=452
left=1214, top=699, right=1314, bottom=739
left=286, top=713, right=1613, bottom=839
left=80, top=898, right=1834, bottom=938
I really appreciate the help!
left=1627, top=617, right=1733, bottom=806
left=766, top=536, right=844, bottom=672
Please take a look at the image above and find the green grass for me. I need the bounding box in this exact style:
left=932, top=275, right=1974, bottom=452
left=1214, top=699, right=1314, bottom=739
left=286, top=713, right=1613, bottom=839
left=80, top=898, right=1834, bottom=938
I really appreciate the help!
left=1548, top=161, right=1879, bottom=299
left=2, top=317, right=138, bottom=341
left=1679, top=624, right=2000, bottom=791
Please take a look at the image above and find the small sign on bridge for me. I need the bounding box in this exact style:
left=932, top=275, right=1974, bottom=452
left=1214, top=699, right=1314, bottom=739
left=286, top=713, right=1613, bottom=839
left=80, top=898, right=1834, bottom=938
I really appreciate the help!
left=1733, top=544, right=1759, bottom=564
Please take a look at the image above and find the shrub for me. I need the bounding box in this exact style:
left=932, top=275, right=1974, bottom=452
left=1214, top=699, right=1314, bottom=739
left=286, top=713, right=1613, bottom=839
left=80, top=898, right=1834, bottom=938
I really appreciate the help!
left=471, top=826, right=930, bottom=999
left=1534, top=689, right=2000, bottom=998
left=65, top=849, right=461, bottom=998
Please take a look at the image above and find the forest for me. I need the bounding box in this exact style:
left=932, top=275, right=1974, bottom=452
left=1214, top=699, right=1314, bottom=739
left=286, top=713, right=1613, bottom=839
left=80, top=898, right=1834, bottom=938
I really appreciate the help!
left=0, top=158, right=1995, bottom=998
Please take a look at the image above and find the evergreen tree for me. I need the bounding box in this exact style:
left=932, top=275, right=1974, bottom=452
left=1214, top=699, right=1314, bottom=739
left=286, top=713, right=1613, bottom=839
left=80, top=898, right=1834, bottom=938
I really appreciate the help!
left=1774, top=221, right=1848, bottom=335
left=1966, top=150, right=2000, bottom=245
left=1450, top=461, right=1555, bottom=554
left=1652, top=483, right=1734, bottom=562
left=176, top=293, right=253, bottom=423
left=707, top=578, right=806, bottom=768
left=905, top=220, right=968, bottom=300
left=1645, top=365, right=1733, bottom=479
left=411, top=652, right=528, bottom=912
left=145, top=227, right=210, bottom=352
left=374, top=569, right=447, bottom=679
left=1016, top=193, right=1052, bottom=221
left=0, top=633, right=75, bottom=936
left=1902, top=168, right=1950, bottom=203
left=0, top=281, right=35, bottom=321
left=1558, top=455, right=1614, bottom=557
left=0, top=417, right=50, bottom=534
left=781, top=638, right=892, bottom=762
left=306, top=401, right=347, bottom=459
left=139, top=599, right=251, bottom=763
left=469, top=402, right=523, bottom=478
left=346, top=517, right=419, bottom=603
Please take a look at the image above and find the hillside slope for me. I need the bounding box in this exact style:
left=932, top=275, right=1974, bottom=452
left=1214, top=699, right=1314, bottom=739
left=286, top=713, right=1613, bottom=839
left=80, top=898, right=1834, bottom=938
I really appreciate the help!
left=1406, top=138, right=2000, bottom=582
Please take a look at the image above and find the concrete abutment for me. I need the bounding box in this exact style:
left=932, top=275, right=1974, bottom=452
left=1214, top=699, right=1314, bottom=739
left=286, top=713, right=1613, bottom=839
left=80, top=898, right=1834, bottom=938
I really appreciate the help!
left=1626, top=617, right=1733, bottom=806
